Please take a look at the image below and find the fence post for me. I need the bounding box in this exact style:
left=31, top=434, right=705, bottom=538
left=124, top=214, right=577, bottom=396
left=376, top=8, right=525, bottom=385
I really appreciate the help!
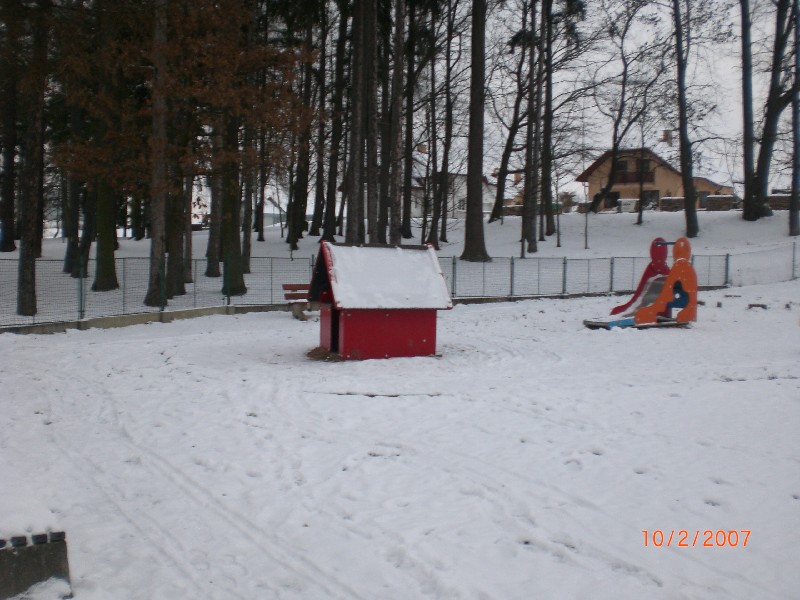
left=223, top=256, right=230, bottom=306
left=159, top=254, right=166, bottom=311
left=587, top=258, right=591, bottom=292
left=609, top=257, right=615, bottom=293
left=510, top=256, right=515, bottom=296
left=122, top=258, right=126, bottom=314
left=193, top=259, right=198, bottom=308
left=724, top=254, right=730, bottom=286
left=562, top=257, right=568, bottom=295
left=452, top=256, right=457, bottom=297
left=537, top=258, right=541, bottom=295
left=78, top=255, right=85, bottom=320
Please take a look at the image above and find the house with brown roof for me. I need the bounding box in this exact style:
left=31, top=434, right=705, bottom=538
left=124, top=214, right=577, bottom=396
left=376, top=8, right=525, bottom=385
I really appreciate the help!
left=575, top=148, right=734, bottom=211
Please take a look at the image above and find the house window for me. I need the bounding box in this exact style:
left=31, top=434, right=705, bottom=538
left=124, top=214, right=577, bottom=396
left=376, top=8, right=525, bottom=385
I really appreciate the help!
left=615, top=160, right=628, bottom=172
left=698, top=191, right=709, bottom=208
left=636, top=159, right=651, bottom=173
left=457, top=197, right=466, bottom=211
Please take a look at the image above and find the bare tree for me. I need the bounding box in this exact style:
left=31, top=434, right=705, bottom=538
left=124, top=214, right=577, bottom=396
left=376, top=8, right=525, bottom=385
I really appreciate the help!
left=791, top=0, right=799, bottom=236
left=389, top=0, right=407, bottom=245
left=671, top=0, right=699, bottom=238
left=461, top=0, right=491, bottom=261
left=745, top=0, right=793, bottom=220
left=589, top=0, right=667, bottom=214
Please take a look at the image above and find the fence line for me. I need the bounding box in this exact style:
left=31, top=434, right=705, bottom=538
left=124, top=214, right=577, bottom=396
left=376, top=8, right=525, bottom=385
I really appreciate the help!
left=1, top=242, right=797, bottom=328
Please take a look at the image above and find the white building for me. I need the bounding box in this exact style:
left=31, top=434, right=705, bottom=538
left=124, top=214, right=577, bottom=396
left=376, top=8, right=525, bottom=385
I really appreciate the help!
left=410, top=173, right=497, bottom=219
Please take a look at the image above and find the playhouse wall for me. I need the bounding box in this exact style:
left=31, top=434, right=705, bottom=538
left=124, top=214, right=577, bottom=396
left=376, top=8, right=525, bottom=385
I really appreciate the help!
left=338, top=309, right=438, bottom=359
left=320, top=304, right=334, bottom=350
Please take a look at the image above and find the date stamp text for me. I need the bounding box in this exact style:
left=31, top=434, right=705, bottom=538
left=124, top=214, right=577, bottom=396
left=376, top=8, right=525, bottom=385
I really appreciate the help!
left=642, top=529, right=750, bottom=548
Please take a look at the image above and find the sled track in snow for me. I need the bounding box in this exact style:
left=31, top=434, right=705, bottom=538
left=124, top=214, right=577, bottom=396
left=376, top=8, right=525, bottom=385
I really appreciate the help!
left=44, top=362, right=368, bottom=600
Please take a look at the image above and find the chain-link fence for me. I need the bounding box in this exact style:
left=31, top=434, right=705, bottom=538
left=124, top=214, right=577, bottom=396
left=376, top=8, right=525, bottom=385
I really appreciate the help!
left=0, top=257, right=314, bottom=328
left=1, top=242, right=797, bottom=328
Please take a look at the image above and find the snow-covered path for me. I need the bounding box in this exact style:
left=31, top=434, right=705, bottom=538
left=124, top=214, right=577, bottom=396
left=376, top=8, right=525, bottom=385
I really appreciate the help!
left=2, top=282, right=799, bottom=599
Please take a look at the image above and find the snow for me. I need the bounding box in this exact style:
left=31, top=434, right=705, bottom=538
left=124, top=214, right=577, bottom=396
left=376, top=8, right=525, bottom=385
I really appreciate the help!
left=322, top=243, right=452, bottom=310
left=9, top=578, right=72, bottom=600
left=1, top=212, right=799, bottom=599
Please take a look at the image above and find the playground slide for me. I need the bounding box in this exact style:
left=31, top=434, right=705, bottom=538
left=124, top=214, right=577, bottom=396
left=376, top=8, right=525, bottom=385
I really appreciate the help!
left=583, top=276, right=668, bottom=329
left=584, top=237, right=698, bottom=330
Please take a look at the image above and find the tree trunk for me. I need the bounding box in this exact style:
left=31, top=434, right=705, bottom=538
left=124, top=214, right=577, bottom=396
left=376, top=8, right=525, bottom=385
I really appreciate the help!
left=364, top=0, right=379, bottom=243
left=440, top=6, right=454, bottom=247
left=346, top=0, right=366, bottom=243
left=183, top=173, right=194, bottom=283
left=17, top=0, right=51, bottom=315
left=92, top=179, right=120, bottom=291
left=791, top=0, right=799, bottom=236
left=750, top=0, right=791, bottom=219
left=740, top=0, right=756, bottom=221
left=205, top=135, right=223, bottom=278
left=323, top=0, right=348, bottom=243
left=0, top=0, right=20, bottom=253
left=378, top=18, right=391, bottom=245
left=62, top=175, right=81, bottom=273
left=488, top=46, right=526, bottom=224
left=426, top=20, right=441, bottom=250
left=130, top=196, right=145, bottom=240
left=74, top=185, right=95, bottom=279
left=288, top=20, right=314, bottom=250
left=388, top=0, right=406, bottom=245
left=165, top=176, right=186, bottom=298
left=241, top=126, right=254, bottom=274
left=460, top=0, right=490, bottom=262
left=145, top=0, right=169, bottom=307
left=256, top=145, right=266, bottom=242
left=221, top=115, right=246, bottom=296
left=401, top=0, right=416, bottom=239
left=522, top=0, right=539, bottom=255
left=309, top=11, right=327, bottom=238
left=540, top=0, right=556, bottom=237
left=672, top=0, right=699, bottom=238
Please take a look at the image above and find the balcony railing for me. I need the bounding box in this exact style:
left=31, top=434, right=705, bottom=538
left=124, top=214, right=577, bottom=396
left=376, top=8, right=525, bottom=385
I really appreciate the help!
left=614, top=171, right=655, bottom=184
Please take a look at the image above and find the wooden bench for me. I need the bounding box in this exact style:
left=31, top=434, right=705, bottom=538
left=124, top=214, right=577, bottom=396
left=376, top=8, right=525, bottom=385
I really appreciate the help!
left=282, top=283, right=313, bottom=320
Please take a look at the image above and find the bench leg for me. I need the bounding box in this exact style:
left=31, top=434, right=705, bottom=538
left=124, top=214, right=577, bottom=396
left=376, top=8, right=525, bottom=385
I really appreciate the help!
left=290, top=303, right=308, bottom=321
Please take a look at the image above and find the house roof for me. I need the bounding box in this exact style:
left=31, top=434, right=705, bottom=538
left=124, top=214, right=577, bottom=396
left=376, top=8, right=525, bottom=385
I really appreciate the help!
left=311, top=242, right=452, bottom=310
left=693, top=176, right=731, bottom=191
left=575, top=148, right=681, bottom=182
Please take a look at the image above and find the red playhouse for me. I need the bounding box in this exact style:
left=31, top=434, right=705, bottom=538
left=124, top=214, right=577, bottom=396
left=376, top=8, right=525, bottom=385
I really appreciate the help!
left=308, top=242, right=453, bottom=359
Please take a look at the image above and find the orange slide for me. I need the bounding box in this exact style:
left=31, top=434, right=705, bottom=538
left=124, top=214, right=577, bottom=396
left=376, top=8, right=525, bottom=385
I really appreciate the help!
left=584, top=237, right=698, bottom=330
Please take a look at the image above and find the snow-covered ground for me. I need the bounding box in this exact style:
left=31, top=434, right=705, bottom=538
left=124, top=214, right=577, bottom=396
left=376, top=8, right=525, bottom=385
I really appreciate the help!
left=2, top=211, right=799, bottom=599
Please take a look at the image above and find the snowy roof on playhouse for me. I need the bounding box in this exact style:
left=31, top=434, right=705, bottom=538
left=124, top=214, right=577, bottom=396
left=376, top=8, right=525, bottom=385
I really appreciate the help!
left=311, top=242, right=452, bottom=310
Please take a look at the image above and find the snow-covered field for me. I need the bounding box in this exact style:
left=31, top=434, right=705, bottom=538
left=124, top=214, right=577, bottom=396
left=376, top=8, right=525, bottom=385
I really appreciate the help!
left=23, top=209, right=800, bottom=262
left=2, top=211, right=799, bottom=599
